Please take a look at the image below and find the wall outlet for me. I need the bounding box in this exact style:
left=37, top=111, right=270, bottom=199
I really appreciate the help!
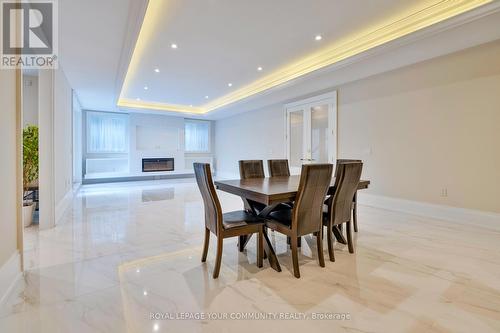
left=440, top=188, right=448, bottom=197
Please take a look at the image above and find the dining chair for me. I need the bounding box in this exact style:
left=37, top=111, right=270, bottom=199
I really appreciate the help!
left=324, top=161, right=363, bottom=262
left=334, top=159, right=362, bottom=232
left=266, top=164, right=333, bottom=278
left=238, top=160, right=267, bottom=213
left=267, top=159, right=290, bottom=177
left=239, top=160, right=265, bottom=179
left=194, top=163, right=264, bottom=278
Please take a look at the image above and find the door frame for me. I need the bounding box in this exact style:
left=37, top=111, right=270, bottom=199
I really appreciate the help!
left=284, top=91, right=337, bottom=171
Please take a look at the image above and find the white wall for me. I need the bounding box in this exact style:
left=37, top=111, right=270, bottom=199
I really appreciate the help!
left=215, top=104, right=285, bottom=178
left=0, top=70, right=20, bottom=287
left=54, top=69, right=74, bottom=204
left=83, top=111, right=214, bottom=177
left=38, top=67, right=74, bottom=228
left=214, top=40, right=500, bottom=213
left=22, top=75, right=38, bottom=127
left=129, top=113, right=186, bottom=174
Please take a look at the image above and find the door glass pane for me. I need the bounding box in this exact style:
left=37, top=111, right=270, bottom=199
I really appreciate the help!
left=289, top=110, right=304, bottom=168
left=311, top=104, right=329, bottom=163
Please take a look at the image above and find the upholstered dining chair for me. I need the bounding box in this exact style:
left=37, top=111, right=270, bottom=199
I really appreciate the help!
left=267, top=159, right=290, bottom=177
left=323, top=162, right=363, bottom=262
left=266, top=164, right=333, bottom=278
left=194, top=163, right=264, bottom=279
left=335, top=159, right=362, bottom=232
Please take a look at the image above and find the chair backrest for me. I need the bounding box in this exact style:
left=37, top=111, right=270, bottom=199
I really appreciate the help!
left=335, top=159, right=361, bottom=178
left=267, top=159, right=290, bottom=177
left=329, top=162, right=363, bottom=225
left=239, top=160, right=265, bottom=179
left=292, top=164, right=333, bottom=236
left=193, top=163, right=222, bottom=235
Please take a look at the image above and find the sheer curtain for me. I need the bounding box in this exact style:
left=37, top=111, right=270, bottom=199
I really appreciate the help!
left=185, top=120, right=210, bottom=153
left=87, top=112, right=128, bottom=153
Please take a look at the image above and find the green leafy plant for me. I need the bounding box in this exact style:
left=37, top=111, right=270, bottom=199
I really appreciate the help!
left=23, top=125, right=39, bottom=193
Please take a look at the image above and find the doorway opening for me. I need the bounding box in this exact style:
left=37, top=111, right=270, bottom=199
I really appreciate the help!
left=284, top=91, right=337, bottom=174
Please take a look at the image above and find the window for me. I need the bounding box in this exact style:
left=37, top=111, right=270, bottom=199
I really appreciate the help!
left=87, top=111, right=128, bottom=153
left=185, top=119, right=210, bottom=153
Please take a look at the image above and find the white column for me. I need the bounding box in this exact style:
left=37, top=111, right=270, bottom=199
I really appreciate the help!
left=38, top=70, right=55, bottom=229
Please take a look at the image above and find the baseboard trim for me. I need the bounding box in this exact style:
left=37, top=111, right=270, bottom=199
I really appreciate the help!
left=55, top=189, right=73, bottom=224
left=0, top=251, right=21, bottom=305
left=358, top=193, right=500, bottom=231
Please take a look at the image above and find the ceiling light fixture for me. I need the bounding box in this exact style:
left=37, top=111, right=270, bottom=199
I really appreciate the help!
left=205, top=96, right=209, bottom=99
left=154, top=68, right=160, bottom=73
left=227, top=83, right=232, bottom=87
left=144, top=86, right=148, bottom=90
left=315, top=35, right=322, bottom=41
left=257, top=66, right=263, bottom=71
left=171, top=43, right=178, bottom=49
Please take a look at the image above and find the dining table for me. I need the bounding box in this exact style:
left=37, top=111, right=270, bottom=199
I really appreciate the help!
left=214, top=175, right=370, bottom=272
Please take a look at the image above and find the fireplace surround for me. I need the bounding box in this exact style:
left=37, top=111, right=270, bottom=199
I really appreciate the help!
left=142, top=158, right=174, bottom=172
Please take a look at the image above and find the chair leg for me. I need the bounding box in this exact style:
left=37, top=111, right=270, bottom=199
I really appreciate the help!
left=257, top=229, right=263, bottom=268
left=353, top=193, right=358, bottom=232
left=290, top=236, right=300, bottom=278
left=316, top=229, right=325, bottom=268
left=287, top=236, right=302, bottom=247
left=213, top=236, right=223, bottom=279
left=201, top=228, right=210, bottom=262
left=346, top=222, right=354, bottom=254
left=326, top=225, right=335, bottom=262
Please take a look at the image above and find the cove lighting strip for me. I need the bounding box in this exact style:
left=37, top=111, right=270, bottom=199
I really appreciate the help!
left=118, top=0, right=493, bottom=114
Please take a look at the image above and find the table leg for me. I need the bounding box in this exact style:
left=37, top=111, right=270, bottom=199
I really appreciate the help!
left=238, top=234, right=253, bottom=252
left=263, top=230, right=281, bottom=272
left=257, top=203, right=279, bottom=218
left=332, top=225, right=347, bottom=244
left=238, top=203, right=279, bottom=251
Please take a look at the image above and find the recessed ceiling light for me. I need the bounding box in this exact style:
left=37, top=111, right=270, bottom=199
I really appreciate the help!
left=257, top=66, right=263, bottom=71
left=153, top=323, right=159, bottom=332
left=171, top=43, right=178, bottom=49
left=143, top=290, right=148, bottom=296
left=205, top=95, right=209, bottom=99
left=315, top=35, right=323, bottom=41
left=227, top=83, right=233, bottom=87
left=154, top=68, right=160, bottom=73
left=144, top=86, right=148, bottom=90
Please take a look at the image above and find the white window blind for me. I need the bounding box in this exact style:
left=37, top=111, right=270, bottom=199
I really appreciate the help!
left=87, top=112, right=128, bottom=153
left=185, top=120, right=210, bottom=153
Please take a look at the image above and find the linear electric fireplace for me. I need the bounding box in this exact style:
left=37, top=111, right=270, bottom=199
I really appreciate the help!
left=142, top=158, right=174, bottom=172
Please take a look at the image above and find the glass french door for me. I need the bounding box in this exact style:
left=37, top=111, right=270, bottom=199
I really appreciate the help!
left=285, top=92, right=337, bottom=174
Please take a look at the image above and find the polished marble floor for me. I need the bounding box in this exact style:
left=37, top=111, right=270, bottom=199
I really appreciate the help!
left=1, top=179, right=500, bottom=332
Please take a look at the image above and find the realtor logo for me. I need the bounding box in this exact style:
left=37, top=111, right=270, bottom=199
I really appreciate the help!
left=1, top=0, right=58, bottom=69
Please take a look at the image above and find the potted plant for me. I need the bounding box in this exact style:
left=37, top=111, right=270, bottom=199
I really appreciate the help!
left=23, top=125, right=39, bottom=227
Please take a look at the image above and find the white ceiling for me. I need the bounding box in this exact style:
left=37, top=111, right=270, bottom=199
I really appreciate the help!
left=122, top=0, right=437, bottom=106
left=59, top=0, right=133, bottom=111
left=59, top=0, right=500, bottom=117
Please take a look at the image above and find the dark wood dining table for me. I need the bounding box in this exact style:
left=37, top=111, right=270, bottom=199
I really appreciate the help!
left=214, top=175, right=370, bottom=272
